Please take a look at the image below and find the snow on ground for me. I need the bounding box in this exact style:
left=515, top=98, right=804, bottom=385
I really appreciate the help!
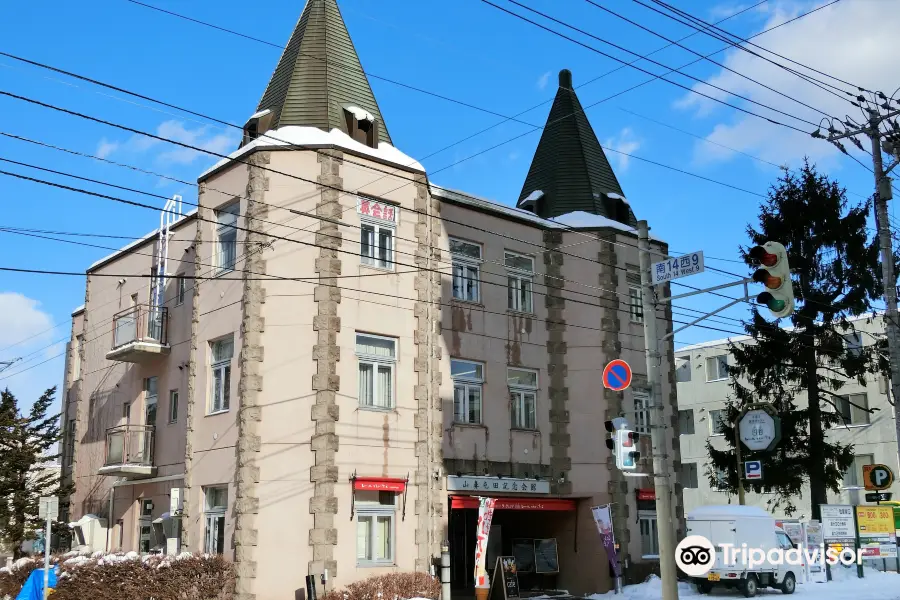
left=586, top=566, right=899, bottom=600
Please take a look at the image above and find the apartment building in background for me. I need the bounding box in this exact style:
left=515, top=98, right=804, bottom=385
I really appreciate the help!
left=676, top=314, right=900, bottom=518
left=58, top=0, right=684, bottom=597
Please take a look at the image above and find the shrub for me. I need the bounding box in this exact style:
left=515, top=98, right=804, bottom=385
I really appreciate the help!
left=51, top=552, right=234, bottom=600
left=322, top=572, right=440, bottom=600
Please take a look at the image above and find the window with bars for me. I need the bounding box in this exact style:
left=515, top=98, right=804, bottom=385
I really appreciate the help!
left=450, top=238, right=482, bottom=303
left=210, top=337, right=233, bottom=414
left=629, top=286, right=644, bottom=323
left=508, top=367, right=538, bottom=430
left=452, top=359, right=483, bottom=424
left=361, top=222, right=394, bottom=270
left=215, top=203, right=239, bottom=274
left=634, top=391, right=650, bottom=434
left=505, top=252, right=534, bottom=313
left=357, top=334, right=396, bottom=409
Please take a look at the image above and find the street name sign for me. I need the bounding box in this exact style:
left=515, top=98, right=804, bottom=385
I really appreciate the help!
left=650, top=251, right=705, bottom=285
left=738, top=403, right=781, bottom=452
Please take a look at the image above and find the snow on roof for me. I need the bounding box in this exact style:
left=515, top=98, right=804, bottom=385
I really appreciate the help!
left=199, top=126, right=424, bottom=180
left=87, top=209, right=197, bottom=273
left=523, top=189, right=544, bottom=203
left=431, top=185, right=666, bottom=242
left=71, top=305, right=85, bottom=316
left=343, top=105, right=375, bottom=123
left=248, top=109, right=271, bottom=120
left=688, top=505, right=773, bottom=520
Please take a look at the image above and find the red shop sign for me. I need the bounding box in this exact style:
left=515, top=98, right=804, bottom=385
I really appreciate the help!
left=636, top=489, right=656, bottom=501
left=450, top=496, right=576, bottom=511
left=353, top=477, right=407, bottom=493
left=357, top=197, right=397, bottom=223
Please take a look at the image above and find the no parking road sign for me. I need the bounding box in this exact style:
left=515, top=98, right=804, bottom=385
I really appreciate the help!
left=603, top=360, right=633, bottom=391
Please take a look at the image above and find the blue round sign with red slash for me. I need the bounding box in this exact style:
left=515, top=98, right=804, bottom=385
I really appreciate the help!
left=603, top=359, right=633, bottom=391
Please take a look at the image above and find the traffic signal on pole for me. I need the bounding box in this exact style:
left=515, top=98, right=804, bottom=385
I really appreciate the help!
left=617, top=429, right=641, bottom=471
left=749, top=241, right=794, bottom=318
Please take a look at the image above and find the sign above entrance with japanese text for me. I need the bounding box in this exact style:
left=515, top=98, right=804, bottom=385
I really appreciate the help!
left=357, top=197, right=398, bottom=222
left=447, top=476, right=550, bottom=494
left=650, top=251, right=704, bottom=285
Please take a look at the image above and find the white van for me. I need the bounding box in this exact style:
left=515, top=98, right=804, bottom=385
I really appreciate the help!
left=686, top=505, right=799, bottom=597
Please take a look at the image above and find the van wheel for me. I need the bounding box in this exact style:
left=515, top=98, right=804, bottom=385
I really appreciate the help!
left=780, top=573, right=796, bottom=595
left=741, top=575, right=759, bottom=598
left=697, top=582, right=713, bottom=594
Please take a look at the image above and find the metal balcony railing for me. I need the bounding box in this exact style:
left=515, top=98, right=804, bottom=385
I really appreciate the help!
left=111, top=305, right=168, bottom=349
left=104, top=424, right=155, bottom=468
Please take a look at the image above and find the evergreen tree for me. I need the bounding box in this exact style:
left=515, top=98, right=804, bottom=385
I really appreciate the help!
left=706, top=161, right=885, bottom=518
left=0, top=387, right=70, bottom=557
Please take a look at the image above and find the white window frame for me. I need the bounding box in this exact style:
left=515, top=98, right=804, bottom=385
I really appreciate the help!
left=505, top=251, right=534, bottom=314
left=639, top=511, right=659, bottom=559
left=450, top=238, right=483, bottom=303
left=629, top=286, right=644, bottom=323
left=451, top=359, right=484, bottom=425
left=706, top=355, right=728, bottom=382
left=168, top=389, right=179, bottom=424
left=356, top=506, right=395, bottom=566
left=215, top=202, right=239, bottom=275
left=834, top=393, right=870, bottom=427
left=508, top=367, right=538, bottom=430
left=357, top=333, right=397, bottom=410
left=360, top=219, right=395, bottom=271
left=633, top=391, right=650, bottom=434
left=709, top=409, right=726, bottom=436
left=175, top=275, right=186, bottom=306
left=203, top=486, right=228, bottom=555
left=843, top=454, right=874, bottom=489
left=209, top=336, right=233, bottom=414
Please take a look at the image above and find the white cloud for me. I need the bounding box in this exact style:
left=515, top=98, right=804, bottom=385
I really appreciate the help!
left=674, top=0, right=899, bottom=168
left=95, top=138, right=119, bottom=159
left=708, top=2, right=752, bottom=20
left=537, top=71, right=552, bottom=91
left=96, top=120, right=240, bottom=166
left=604, top=128, right=641, bottom=172
left=0, top=293, right=54, bottom=349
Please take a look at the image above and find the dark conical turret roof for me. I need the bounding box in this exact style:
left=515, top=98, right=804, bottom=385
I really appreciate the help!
left=254, top=0, right=392, bottom=145
left=518, top=70, right=634, bottom=226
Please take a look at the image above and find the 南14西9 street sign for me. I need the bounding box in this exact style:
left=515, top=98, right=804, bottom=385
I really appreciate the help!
left=738, top=403, right=782, bottom=453
left=650, top=251, right=705, bottom=285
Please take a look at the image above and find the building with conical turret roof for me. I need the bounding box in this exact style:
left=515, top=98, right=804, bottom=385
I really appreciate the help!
left=60, top=2, right=683, bottom=597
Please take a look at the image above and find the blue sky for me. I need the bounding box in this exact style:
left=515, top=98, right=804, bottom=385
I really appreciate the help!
left=0, top=0, right=895, bottom=405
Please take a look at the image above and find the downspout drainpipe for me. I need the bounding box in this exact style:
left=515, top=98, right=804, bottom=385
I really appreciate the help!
left=106, top=486, right=114, bottom=553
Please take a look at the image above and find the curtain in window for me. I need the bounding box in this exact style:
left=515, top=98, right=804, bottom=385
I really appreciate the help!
left=361, top=225, right=374, bottom=262
left=222, top=365, right=231, bottom=410
left=377, top=365, right=392, bottom=408
left=520, top=279, right=532, bottom=312
left=356, top=336, right=395, bottom=357
left=469, top=387, right=482, bottom=423
left=376, top=516, right=391, bottom=560
left=357, top=517, right=371, bottom=559
left=524, top=392, right=535, bottom=429
left=359, top=364, right=374, bottom=406
left=213, top=370, right=223, bottom=411
left=454, top=385, right=466, bottom=422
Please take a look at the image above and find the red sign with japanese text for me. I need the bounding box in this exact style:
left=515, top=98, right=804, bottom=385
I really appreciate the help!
left=353, top=477, right=406, bottom=492
left=357, top=197, right=397, bottom=222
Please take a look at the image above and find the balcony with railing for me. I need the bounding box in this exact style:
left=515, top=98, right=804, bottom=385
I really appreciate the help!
left=106, top=305, right=169, bottom=363
left=99, top=424, right=157, bottom=478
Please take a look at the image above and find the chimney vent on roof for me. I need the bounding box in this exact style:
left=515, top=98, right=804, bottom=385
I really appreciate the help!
left=559, top=69, right=573, bottom=89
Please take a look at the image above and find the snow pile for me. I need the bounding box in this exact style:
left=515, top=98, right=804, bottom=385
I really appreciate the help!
left=586, top=567, right=899, bottom=600
left=199, top=126, right=425, bottom=179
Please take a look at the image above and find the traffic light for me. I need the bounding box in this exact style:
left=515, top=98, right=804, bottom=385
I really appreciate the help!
left=617, top=429, right=641, bottom=471
left=749, top=242, right=794, bottom=318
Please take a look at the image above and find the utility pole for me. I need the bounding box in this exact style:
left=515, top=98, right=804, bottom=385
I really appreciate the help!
left=734, top=426, right=745, bottom=505
left=637, top=220, right=679, bottom=600
left=817, top=99, right=900, bottom=472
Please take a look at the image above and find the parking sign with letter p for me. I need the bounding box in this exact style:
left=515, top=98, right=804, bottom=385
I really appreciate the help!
left=744, top=460, right=762, bottom=480
left=863, top=464, right=894, bottom=491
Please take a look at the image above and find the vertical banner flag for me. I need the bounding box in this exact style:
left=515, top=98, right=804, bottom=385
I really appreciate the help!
left=474, top=497, right=497, bottom=588
left=591, top=504, right=620, bottom=578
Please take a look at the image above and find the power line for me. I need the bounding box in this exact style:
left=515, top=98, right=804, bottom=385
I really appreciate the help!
left=578, top=0, right=838, bottom=120
left=478, top=0, right=815, bottom=133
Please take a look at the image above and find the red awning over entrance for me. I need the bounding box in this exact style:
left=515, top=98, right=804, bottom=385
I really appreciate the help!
left=353, top=477, right=407, bottom=492
left=450, top=496, right=576, bottom=511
